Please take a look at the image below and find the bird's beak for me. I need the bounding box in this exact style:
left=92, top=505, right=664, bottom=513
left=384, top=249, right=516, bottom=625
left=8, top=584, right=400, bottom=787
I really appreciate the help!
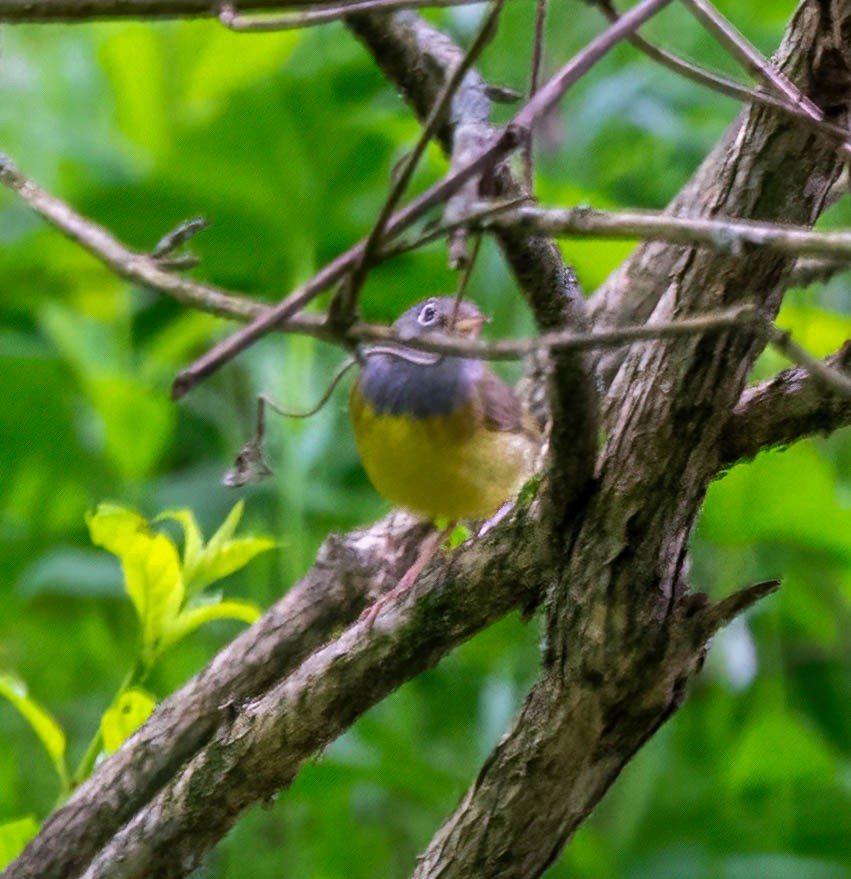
left=452, top=314, right=488, bottom=338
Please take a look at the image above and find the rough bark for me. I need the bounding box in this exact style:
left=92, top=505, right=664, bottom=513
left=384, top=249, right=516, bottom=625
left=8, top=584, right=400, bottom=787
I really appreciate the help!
left=408, top=1, right=851, bottom=874
left=77, top=508, right=549, bottom=879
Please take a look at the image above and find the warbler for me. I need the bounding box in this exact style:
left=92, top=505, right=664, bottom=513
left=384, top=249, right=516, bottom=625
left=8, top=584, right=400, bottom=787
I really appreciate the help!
left=349, top=297, right=541, bottom=522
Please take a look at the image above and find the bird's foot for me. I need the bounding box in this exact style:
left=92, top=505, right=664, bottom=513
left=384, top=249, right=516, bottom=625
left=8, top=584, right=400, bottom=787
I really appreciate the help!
left=360, top=522, right=455, bottom=626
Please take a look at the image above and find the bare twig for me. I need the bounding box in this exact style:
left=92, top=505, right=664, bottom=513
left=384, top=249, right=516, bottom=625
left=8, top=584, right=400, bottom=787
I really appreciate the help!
left=0, top=0, right=508, bottom=21
left=698, top=580, right=781, bottom=640
left=223, top=361, right=357, bottom=486
left=220, top=0, right=505, bottom=31
left=768, top=326, right=851, bottom=398
left=787, top=256, right=850, bottom=287
left=328, top=0, right=506, bottom=332
left=680, top=0, right=851, bottom=156
left=450, top=233, right=482, bottom=326
left=171, top=0, right=675, bottom=398
left=0, top=154, right=759, bottom=364
left=480, top=203, right=851, bottom=260
left=594, top=0, right=851, bottom=151
left=7, top=153, right=849, bottom=388
left=523, top=0, right=548, bottom=190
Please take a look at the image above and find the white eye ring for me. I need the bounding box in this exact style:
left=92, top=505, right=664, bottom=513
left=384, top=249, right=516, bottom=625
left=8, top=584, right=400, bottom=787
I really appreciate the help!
left=418, top=303, right=437, bottom=325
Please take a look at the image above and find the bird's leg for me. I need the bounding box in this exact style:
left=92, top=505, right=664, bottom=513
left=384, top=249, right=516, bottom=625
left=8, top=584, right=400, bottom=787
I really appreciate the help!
left=360, top=521, right=456, bottom=625
left=476, top=500, right=514, bottom=537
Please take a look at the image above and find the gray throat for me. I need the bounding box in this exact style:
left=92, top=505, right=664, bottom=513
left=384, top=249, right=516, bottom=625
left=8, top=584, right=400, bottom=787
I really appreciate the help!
left=358, top=348, right=481, bottom=419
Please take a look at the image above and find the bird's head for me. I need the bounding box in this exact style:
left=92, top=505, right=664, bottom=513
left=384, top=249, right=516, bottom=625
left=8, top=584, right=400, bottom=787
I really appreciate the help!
left=394, top=297, right=487, bottom=342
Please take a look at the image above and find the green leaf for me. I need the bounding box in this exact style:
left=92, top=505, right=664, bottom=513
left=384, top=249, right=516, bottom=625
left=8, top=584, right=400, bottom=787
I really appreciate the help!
left=86, top=504, right=184, bottom=665
left=0, top=816, right=40, bottom=871
left=163, top=599, right=262, bottom=650
left=0, top=674, right=67, bottom=792
left=187, top=537, right=276, bottom=595
left=100, top=689, right=157, bottom=755
left=165, top=501, right=275, bottom=595
left=157, top=508, right=204, bottom=587
left=208, top=499, right=246, bottom=551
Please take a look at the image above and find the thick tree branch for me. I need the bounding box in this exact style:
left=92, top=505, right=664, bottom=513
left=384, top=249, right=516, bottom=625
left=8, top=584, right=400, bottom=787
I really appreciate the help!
left=413, top=3, right=851, bottom=876
left=74, top=509, right=548, bottom=879
left=5, top=513, right=436, bottom=879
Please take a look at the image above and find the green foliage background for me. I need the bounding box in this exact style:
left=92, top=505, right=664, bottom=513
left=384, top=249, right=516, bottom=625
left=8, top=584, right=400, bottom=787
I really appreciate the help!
left=1, top=2, right=849, bottom=876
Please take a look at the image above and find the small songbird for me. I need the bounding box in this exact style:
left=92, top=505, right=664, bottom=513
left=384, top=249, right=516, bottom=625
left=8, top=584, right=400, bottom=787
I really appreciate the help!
left=349, top=297, right=541, bottom=523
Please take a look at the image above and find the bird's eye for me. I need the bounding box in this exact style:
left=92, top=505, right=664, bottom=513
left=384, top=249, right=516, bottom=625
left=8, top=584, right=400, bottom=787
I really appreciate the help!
left=418, top=303, right=437, bottom=325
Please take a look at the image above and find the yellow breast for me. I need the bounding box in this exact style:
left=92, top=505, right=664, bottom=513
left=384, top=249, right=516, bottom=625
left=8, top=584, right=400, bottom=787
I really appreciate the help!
left=350, top=382, right=538, bottom=521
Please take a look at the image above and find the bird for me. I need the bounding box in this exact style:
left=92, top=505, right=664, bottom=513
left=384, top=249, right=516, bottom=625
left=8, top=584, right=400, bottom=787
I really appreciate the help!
left=349, top=296, right=542, bottom=612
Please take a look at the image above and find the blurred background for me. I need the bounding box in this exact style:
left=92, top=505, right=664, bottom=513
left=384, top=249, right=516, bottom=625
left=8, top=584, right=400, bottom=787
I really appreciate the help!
left=0, top=0, right=849, bottom=876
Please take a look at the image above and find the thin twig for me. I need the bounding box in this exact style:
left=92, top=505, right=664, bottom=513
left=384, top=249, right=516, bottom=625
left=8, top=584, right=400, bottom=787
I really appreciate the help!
left=328, top=0, right=506, bottom=332
left=593, top=0, right=851, bottom=151
left=699, top=580, right=780, bottom=640
left=0, top=0, right=511, bottom=20
left=223, top=361, right=356, bottom=486
left=383, top=195, right=532, bottom=257
left=9, top=148, right=847, bottom=393
left=788, top=256, right=851, bottom=287
left=768, top=327, right=851, bottom=398
left=479, top=203, right=851, bottom=260
left=523, top=0, right=548, bottom=191
left=680, top=0, right=851, bottom=157
left=171, top=0, right=674, bottom=398
left=220, top=0, right=504, bottom=31
left=6, top=154, right=851, bottom=385
left=348, top=303, right=760, bottom=360
left=450, top=233, right=482, bottom=327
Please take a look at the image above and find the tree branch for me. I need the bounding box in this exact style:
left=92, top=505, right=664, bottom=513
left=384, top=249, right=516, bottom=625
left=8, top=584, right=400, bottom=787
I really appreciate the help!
left=0, top=154, right=773, bottom=364
left=218, top=0, right=500, bottom=30
left=171, top=0, right=671, bottom=399
left=74, top=510, right=549, bottom=879
left=680, top=0, right=851, bottom=155
left=589, top=0, right=851, bottom=382
left=482, top=203, right=851, bottom=261
left=0, top=0, right=494, bottom=22
left=721, top=341, right=851, bottom=464
left=413, top=3, right=851, bottom=876
left=593, top=0, right=851, bottom=150
left=5, top=512, right=434, bottom=879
